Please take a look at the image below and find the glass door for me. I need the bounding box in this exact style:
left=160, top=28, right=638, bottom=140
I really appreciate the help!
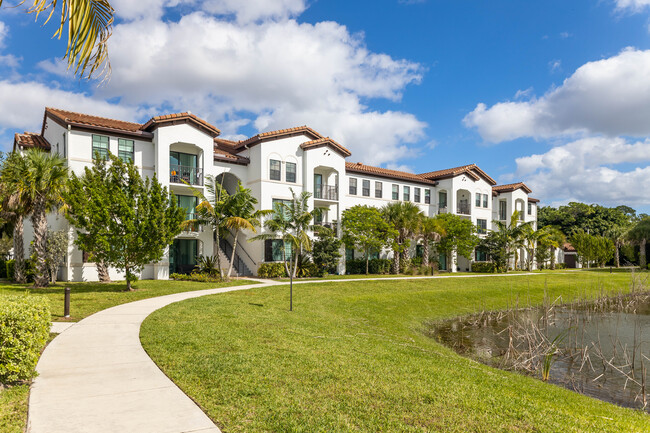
left=314, top=174, right=323, bottom=199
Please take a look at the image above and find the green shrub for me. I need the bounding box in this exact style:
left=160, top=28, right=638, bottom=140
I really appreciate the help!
left=472, top=262, right=496, bottom=273
left=0, top=296, right=51, bottom=384
left=5, top=260, right=35, bottom=283
left=345, top=259, right=391, bottom=275
left=257, top=263, right=288, bottom=278
left=555, top=263, right=567, bottom=270
left=0, top=259, right=6, bottom=279
left=169, top=272, right=222, bottom=283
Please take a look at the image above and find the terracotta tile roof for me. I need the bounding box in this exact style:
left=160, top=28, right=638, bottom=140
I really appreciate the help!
left=14, top=132, right=51, bottom=150
left=418, top=164, right=497, bottom=185
left=213, top=140, right=249, bottom=165
left=45, top=107, right=143, bottom=133
left=563, top=242, right=576, bottom=252
left=345, top=162, right=438, bottom=186
left=300, top=137, right=351, bottom=157
left=141, top=112, right=220, bottom=137
left=492, top=182, right=532, bottom=194
left=236, top=126, right=323, bottom=149
left=528, top=197, right=540, bottom=203
left=214, top=137, right=239, bottom=148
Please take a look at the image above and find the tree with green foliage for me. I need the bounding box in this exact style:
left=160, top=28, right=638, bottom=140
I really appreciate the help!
left=64, top=154, right=184, bottom=291
left=490, top=211, right=529, bottom=271
left=435, top=213, right=479, bottom=271
left=521, top=225, right=550, bottom=271
left=2, top=150, right=67, bottom=287
left=570, top=231, right=614, bottom=268
left=43, top=230, right=67, bottom=284
left=342, top=205, right=396, bottom=274
left=606, top=225, right=630, bottom=268
left=418, top=216, right=446, bottom=267
left=381, top=202, right=423, bottom=273
left=311, top=226, right=342, bottom=276
left=627, top=218, right=650, bottom=268
left=479, top=229, right=509, bottom=272
left=538, top=202, right=632, bottom=237
left=223, top=182, right=272, bottom=278
left=545, top=226, right=566, bottom=270
left=250, top=189, right=317, bottom=310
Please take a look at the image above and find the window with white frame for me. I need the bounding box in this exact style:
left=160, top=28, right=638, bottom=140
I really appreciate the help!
left=483, top=194, right=488, bottom=208
left=286, top=162, right=296, bottom=183
left=424, top=189, right=430, bottom=204
left=92, top=135, right=109, bottom=160
left=349, top=178, right=357, bottom=195
left=392, top=184, right=399, bottom=200
left=375, top=181, right=382, bottom=198
left=270, top=159, right=281, bottom=181
left=362, top=179, right=370, bottom=197
left=414, top=187, right=421, bottom=203
left=118, top=138, right=134, bottom=163
left=477, top=219, right=487, bottom=234
left=475, top=192, right=481, bottom=207
left=403, top=186, right=410, bottom=201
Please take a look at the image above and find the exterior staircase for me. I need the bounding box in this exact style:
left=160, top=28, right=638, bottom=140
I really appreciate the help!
left=218, top=236, right=254, bottom=277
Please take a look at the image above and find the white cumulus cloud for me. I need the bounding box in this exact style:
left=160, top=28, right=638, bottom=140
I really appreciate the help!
left=464, top=48, right=650, bottom=143
left=614, top=0, right=650, bottom=12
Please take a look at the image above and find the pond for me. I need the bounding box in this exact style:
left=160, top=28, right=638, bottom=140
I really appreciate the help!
left=426, top=288, right=650, bottom=412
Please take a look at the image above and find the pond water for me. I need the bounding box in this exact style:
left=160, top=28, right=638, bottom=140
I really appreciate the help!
left=427, top=292, right=650, bottom=412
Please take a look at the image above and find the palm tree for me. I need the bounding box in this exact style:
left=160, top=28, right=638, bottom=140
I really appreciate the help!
left=545, top=226, right=566, bottom=270
left=0, top=1, right=114, bottom=79
left=381, top=202, right=423, bottom=274
left=250, top=189, right=317, bottom=311
left=187, top=175, right=231, bottom=279
left=492, top=210, right=529, bottom=271
left=223, top=183, right=272, bottom=278
left=628, top=218, right=650, bottom=269
left=521, top=225, right=550, bottom=271
left=419, top=216, right=446, bottom=267
left=606, top=225, right=629, bottom=268
left=0, top=169, right=31, bottom=283
left=3, top=150, right=68, bottom=287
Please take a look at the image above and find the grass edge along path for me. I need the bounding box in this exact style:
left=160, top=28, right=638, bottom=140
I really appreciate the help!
left=142, top=271, right=650, bottom=433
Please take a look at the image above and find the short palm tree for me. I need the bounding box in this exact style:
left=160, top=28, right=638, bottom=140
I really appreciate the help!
left=521, top=225, right=549, bottom=271
left=545, top=226, right=566, bottom=270
left=606, top=225, right=629, bottom=268
left=0, top=0, right=115, bottom=79
left=492, top=210, right=529, bottom=271
left=223, top=183, right=272, bottom=278
left=3, top=150, right=68, bottom=287
left=0, top=162, right=32, bottom=283
left=250, top=189, right=317, bottom=311
left=418, top=216, right=446, bottom=267
left=628, top=218, right=650, bottom=269
left=381, top=202, right=423, bottom=273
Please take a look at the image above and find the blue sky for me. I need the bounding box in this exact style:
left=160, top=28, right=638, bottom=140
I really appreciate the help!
left=1, top=0, right=650, bottom=211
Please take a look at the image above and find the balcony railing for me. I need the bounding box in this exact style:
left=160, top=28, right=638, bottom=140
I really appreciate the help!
left=170, top=165, right=203, bottom=186
left=457, top=203, right=471, bottom=215
left=314, top=221, right=338, bottom=232
left=438, top=206, right=448, bottom=215
left=314, top=184, right=338, bottom=201
left=182, top=213, right=200, bottom=232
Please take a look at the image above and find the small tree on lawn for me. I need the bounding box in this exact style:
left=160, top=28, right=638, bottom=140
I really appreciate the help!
left=64, top=154, right=185, bottom=291
left=312, top=226, right=342, bottom=276
left=43, top=230, right=67, bottom=284
left=342, top=205, right=396, bottom=274
left=479, top=230, right=509, bottom=273
left=381, top=202, right=423, bottom=273
left=436, top=213, right=479, bottom=271
left=418, top=216, right=446, bottom=268
left=627, top=218, right=650, bottom=268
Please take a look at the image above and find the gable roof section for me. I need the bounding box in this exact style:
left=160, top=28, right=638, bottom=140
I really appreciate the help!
left=528, top=197, right=540, bottom=203
left=45, top=107, right=152, bottom=139
left=213, top=140, right=250, bottom=165
left=141, top=112, right=220, bottom=137
left=418, top=164, right=496, bottom=185
left=492, top=182, right=533, bottom=194
left=14, top=132, right=51, bottom=151
left=345, top=162, right=438, bottom=186
left=236, top=126, right=323, bottom=150
left=300, top=137, right=351, bottom=157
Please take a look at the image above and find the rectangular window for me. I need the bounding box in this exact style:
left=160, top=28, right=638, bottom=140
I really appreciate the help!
left=272, top=198, right=292, bottom=221
left=375, top=181, right=382, bottom=198
left=92, top=135, right=109, bottom=160
left=286, top=162, right=296, bottom=183
left=477, top=219, right=487, bottom=234
left=270, top=159, right=281, bottom=181
left=392, top=184, right=399, bottom=200
left=349, top=178, right=357, bottom=195
left=414, top=187, right=421, bottom=203
left=424, top=189, right=430, bottom=204
left=475, top=249, right=488, bottom=262
left=362, top=179, right=370, bottom=197
left=439, top=191, right=447, bottom=208
left=403, top=186, right=410, bottom=201
left=499, top=201, right=507, bottom=220
left=528, top=202, right=532, bottom=215
left=345, top=247, right=354, bottom=261
left=265, top=239, right=292, bottom=262
left=475, top=192, right=481, bottom=207
left=483, top=194, right=488, bottom=208
left=118, top=138, right=134, bottom=163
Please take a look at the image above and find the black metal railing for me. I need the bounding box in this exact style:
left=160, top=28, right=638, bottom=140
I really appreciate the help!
left=314, top=184, right=338, bottom=200
left=457, top=203, right=471, bottom=215
left=182, top=213, right=199, bottom=232
left=438, top=206, right=448, bottom=214
left=219, top=237, right=253, bottom=276
left=170, top=165, right=204, bottom=186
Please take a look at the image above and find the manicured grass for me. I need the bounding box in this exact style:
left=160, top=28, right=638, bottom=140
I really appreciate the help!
left=142, top=271, right=650, bottom=432
left=276, top=270, right=539, bottom=281
left=0, top=279, right=253, bottom=321
left=0, top=385, right=29, bottom=433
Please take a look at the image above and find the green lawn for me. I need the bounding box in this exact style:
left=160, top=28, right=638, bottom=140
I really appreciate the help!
left=141, top=271, right=650, bottom=432
left=0, top=385, right=29, bottom=433
left=0, top=279, right=253, bottom=321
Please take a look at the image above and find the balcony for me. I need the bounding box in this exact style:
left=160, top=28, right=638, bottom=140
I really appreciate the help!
left=181, top=213, right=200, bottom=233
left=170, top=165, right=203, bottom=186
left=314, top=221, right=338, bottom=232
left=457, top=203, right=471, bottom=215
left=438, top=206, right=448, bottom=215
left=314, top=184, right=338, bottom=201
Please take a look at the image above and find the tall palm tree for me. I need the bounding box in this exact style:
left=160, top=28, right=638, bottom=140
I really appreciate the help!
left=521, top=225, right=550, bottom=271
left=250, top=189, right=316, bottom=311
left=628, top=218, right=650, bottom=269
left=223, top=183, right=272, bottom=278
left=0, top=1, right=114, bottom=79
left=492, top=210, right=529, bottom=271
left=418, top=216, right=446, bottom=267
left=4, top=150, right=68, bottom=287
left=546, top=226, right=566, bottom=270
left=381, top=202, right=423, bottom=273
left=606, top=225, right=629, bottom=268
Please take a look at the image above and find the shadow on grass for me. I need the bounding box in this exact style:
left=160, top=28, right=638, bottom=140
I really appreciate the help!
left=0, top=281, right=132, bottom=295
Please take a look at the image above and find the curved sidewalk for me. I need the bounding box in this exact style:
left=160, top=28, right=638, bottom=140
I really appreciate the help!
left=27, top=281, right=277, bottom=433
left=28, top=272, right=546, bottom=433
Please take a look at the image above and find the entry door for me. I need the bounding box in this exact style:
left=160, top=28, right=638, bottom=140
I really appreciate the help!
left=314, top=174, right=323, bottom=199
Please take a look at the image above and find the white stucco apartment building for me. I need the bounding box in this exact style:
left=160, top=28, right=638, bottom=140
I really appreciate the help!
left=14, top=108, right=539, bottom=281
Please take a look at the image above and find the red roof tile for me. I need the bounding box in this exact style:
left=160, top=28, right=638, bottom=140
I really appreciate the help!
left=493, top=182, right=532, bottom=194
left=300, top=137, right=351, bottom=157
left=419, top=164, right=496, bottom=185
left=346, top=162, right=437, bottom=185
left=528, top=197, right=540, bottom=203
left=46, top=107, right=143, bottom=133
left=14, top=132, right=51, bottom=150
left=141, top=112, right=220, bottom=136
left=236, top=126, right=323, bottom=149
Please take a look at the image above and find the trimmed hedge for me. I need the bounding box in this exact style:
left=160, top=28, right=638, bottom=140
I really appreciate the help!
left=0, top=296, right=50, bottom=384
left=169, top=272, right=223, bottom=283
left=471, top=262, right=497, bottom=273
left=257, top=263, right=288, bottom=278
left=345, top=259, right=391, bottom=275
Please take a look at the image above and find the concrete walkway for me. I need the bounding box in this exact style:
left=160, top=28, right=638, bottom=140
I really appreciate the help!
left=28, top=272, right=548, bottom=433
